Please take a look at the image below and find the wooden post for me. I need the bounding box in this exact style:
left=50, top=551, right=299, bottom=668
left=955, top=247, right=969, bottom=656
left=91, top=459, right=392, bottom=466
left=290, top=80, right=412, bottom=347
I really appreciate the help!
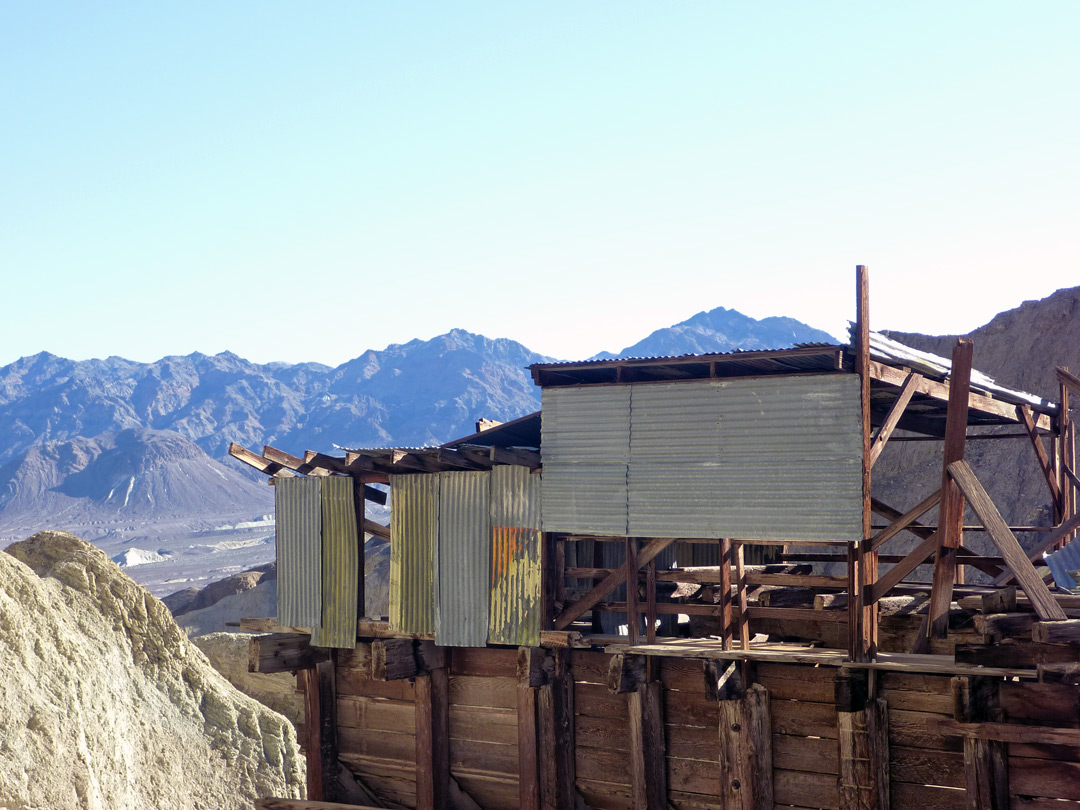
left=415, top=666, right=450, bottom=810
left=855, top=264, right=877, bottom=662
left=646, top=557, right=657, bottom=644
left=836, top=668, right=889, bottom=810
left=628, top=673, right=667, bottom=810
left=300, top=660, right=338, bottom=801
left=537, top=650, right=576, bottom=810
left=925, top=338, right=974, bottom=641
left=353, top=477, right=366, bottom=618
left=518, top=685, right=540, bottom=810
left=955, top=676, right=1009, bottom=810
left=718, top=684, right=772, bottom=810
left=720, top=538, right=733, bottom=650
left=626, top=537, right=639, bottom=644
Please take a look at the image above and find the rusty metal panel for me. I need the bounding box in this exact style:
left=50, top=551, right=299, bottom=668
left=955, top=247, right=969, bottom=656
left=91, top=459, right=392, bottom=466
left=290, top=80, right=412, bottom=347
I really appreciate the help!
left=627, top=375, right=862, bottom=542
left=311, top=475, right=359, bottom=649
left=541, top=386, right=630, bottom=535
left=274, top=476, right=322, bottom=628
left=489, top=465, right=543, bottom=646
left=389, top=473, right=438, bottom=635
left=435, top=471, right=491, bottom=647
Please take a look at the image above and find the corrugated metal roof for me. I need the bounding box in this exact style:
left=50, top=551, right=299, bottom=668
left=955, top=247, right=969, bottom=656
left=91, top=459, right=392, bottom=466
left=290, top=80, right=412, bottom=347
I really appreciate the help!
left=489, top=465, right=543, bottom=646
left=274, top=476, right=322, bottom=628
left=435, top=471, right=491, bottom=647
left=541, top=386, right=629, bottom=535
left=389, top=474, right=438, bottom=635
left=311, top=475, right=359, bottom=649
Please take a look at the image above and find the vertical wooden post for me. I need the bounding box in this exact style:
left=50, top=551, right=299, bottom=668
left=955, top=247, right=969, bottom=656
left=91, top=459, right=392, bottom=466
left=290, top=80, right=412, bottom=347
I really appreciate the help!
left=626, top=537, right=639, bottom=644
left=836, top=668, right=889, bottom=810
left=720, top=538, right=733, bottom=650
left=590, top=539, right=604, bottom=633
left=518, top=685, right=540, bottom=810
left=646, top=557, right=657, bottom=644
left=537, top=650, right=575, bottom=810
left=554, top=535, right=566, bottom=618
left=1059, top=371, right=1072, bottom=539
left=855, top=264, right=877, bottom=662
left=925, top=339, right=974, bottom=641
left=353, top=477, right=366, bottom=618
left=415, top=666, right=450, bottom=810
left=542, top=532, right=558, bottom=629
left=301, top=659, right=339, bottom=801
left=955, top=676, right=1009, bottom=810
left=629, top=676, right=667, bottom=809
left=718, top=684, right=773, bottom=810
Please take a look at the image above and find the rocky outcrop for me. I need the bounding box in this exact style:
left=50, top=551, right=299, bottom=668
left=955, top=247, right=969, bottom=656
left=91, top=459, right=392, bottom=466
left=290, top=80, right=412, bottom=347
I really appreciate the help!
left=167, top=562, right=277, bottom=617
left=0, top=531, right=304, bottom=810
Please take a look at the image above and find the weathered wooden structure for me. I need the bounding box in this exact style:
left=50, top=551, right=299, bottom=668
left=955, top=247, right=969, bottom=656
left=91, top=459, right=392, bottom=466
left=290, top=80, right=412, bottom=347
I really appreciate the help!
left=235, top=268, right=1080, bottom=810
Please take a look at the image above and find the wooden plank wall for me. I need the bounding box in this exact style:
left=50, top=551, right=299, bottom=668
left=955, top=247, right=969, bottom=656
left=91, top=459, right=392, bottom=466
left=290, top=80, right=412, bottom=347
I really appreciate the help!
left=332, top=646, right=1080, bottom=810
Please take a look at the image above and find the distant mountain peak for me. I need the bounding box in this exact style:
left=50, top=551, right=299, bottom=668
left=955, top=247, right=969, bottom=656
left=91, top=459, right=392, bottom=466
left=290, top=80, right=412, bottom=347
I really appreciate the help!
left=591, top=306, right=838, bottom=360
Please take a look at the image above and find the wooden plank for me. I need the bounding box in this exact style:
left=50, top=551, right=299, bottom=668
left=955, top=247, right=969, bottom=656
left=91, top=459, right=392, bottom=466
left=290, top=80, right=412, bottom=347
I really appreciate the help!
left=993, top=510, right=1080, bottom=585
left=1020, top=404, right=1063, bottom=504
left=626, top=538, right=639, bottom=646
left=554, top=537, right=676, bottom=630
left=538, top=665, right=575, bottom=810
left=451, top=647, right=520, bottom=678
left=449, top=676, right=519, bottom=710
left=250, top=633, right=324, bottom=673
left=933, top=718, right=1080, bottom=746
left=717, top=684, right=772, bottom=810
left=953, top=641, right=1079, bottom=669
left=517, top=687, right=539, bottom=810
left=1038, top=662, right=1080, bottom=685
left=868, top=359, right=1053, bottom=430
left=628, top=681, right=667, bottom=810
left=337, top=726, right=416, bottom=762
left=449, top=706, right=518, bottom=745
left=255, top=801, right=385, bottom=810
left=947, top=460, right=1067, bottom=621
left=867, top=531, right=938, bottom=604
left=868, top=489, right=942, bottom=552
left=925, top=339, right=973, bottom=644
left=415, top=669, right=450, bottom=810
left=956, top=676, right=1009, bottom=810
left=856, top=264, right=876, bottom=664
left=337, top=666, right=416, bottom=701
left=372, top=638, right=419, bottom=681
left=450, top=739, right=520, bottom=778
left=889, top=745, right=964, bottom=788
left=336, top=695, right=414, bottom=731
left=870, top=371, right=922, bottom=468
left=887, top=782, right=964, bottom=810
left=1009, top=757, right=1080, bottom=801
left=999, top=680, right=1080, bottom=726
left=837, top=698, right=889, bottom=810
left=720, top=538, right=734, bottom=650
left=773, top=734, right=838, bottom=775
left=772, top=769, right=839, bottom=810
left=301, top=668, right=324, bottom=800
left=1033, top=619, right=1080, bottom=644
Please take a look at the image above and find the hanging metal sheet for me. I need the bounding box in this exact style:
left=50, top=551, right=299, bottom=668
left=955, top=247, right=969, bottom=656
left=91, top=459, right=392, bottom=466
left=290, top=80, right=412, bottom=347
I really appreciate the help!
left=626, top=375, right=863, bottom=542
left=274, top=476, right=322, bottom=628
left=311, top=475, right=359, bottom=649
left=389, top=474, right=438, bottom=635
left=489, top=465, right=543, bottom=646
left=435, top=471, right=491, bottom=647
left=541, top=386, right=630, bottom=535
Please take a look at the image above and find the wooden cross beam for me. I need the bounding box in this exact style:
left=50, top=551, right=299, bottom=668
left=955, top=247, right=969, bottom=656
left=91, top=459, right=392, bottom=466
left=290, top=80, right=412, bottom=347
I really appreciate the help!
left=1018, top=405, right=1062, bottom=505
left=869, top=371, right=922, bottom=468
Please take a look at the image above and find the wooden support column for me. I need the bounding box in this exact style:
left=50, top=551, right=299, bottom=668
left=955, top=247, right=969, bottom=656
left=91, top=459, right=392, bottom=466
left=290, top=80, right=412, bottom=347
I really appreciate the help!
left=924, top=338, right=974, bottom=643
left=300, top=659, right=338, bottom=801
left=835, top=668, right=889, bottom=810
left=626, top=537, right=639, bottom=644
left=720, top=538, right=734, bottom=650
left=855, top=264, right=877, bottom=662
left=539, top=650, right=576, bottom=810
left=518, top=683, right=540, bottom=810
left=718, top=683, right=772, bottom=810
left=353, top=477, right=366, bottom=618
left=415, top=663, right=450, bottom=810
left=627, top=661, right=667, bottom=810
left=955, top=676, right=1009, bottom=810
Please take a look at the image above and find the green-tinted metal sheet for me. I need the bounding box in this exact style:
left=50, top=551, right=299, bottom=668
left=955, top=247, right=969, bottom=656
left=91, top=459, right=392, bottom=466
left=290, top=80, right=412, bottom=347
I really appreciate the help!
left=275, top=476, right=322, bottom=628
left=435, top=471, right=490, bottom=647
left=311, top=475, right=359, bottom=649
left=389, top=473, right=438, bottom=635
left=488, top=465, right=543, bottom=646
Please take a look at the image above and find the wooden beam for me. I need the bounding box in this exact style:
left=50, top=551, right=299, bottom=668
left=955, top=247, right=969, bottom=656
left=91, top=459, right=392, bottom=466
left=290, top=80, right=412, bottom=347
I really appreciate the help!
left=1032, top=619, right=1080, bottom=644
left=993, top=510, right=1080, bottom=586
left=249, top=633, right=324, bottom=674
left=353, top=479, right=366, bottom=619
left=626, top=538, right=639, bottom=645
left=1019, top=405, right=1063, bottom=504
left=868, top=489, right=942, bottom=552
left=265, top=445, right=333, bottom=476
left=866, top=531, right=938, bottom=604
left=256, top=801, right=385, bottom=810
left=870, top=371, right=922, bottom=469
left=229, top=442, right=294, bottom=477
left=925, top=339, right=973, bottom=643
left=372, top=638, right=419, bottom=681
left=607, top=653, right=648, bottom=695
left=518, top=647, right=556, bottom=688
left=537, top=651, right=576, bottom=810
left=299, top=660, right=338, bottom=801
left=717, top=684, right=772, bottom=810
left=720, top=538, right=734, bottom=650
left=869, top=359, right=1054, bottom=430
left=935, top=717, right=1080, bottom=746
left=1058, top=366, right=1080, bottom=400
left=948, top=460, right=1067, bottom=621
left=838, top=697, right=889, bottom=810
left=857, top=264, right=876, bottom=663
left=628, top=680, right=667, bottom=810
left=517, top=685, right=540, bottom=810
left=1037, top=662, right=1080, bottom=685
left=954, top=677, right=1009, bottom=810
left=415, top=667, right=450, bottom=810
left=553, top=538, right=676, bottom=630
left=362, top=519, right=389, bottom=542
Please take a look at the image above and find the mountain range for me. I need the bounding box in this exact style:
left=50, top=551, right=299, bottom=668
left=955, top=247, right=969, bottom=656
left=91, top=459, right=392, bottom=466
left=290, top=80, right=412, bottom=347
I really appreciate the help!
left=0, top=306, right=836, bottom=593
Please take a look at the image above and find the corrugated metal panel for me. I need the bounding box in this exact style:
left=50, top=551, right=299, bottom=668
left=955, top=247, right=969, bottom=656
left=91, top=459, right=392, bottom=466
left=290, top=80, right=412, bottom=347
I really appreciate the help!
left=436, top=471, right=491, bottom=647
left=489, top=465, right=543, bottom=646
left=389, top=474, right=438, bottom=635
left=1046, top=542, right=1080, bottom=592
left=311, top=475, right=359, bottom=649
left=274, top=476, right=322, bottom=628
left=541, top=386, right=630, bottom=534
left=627, top=375, right=862, bottom=541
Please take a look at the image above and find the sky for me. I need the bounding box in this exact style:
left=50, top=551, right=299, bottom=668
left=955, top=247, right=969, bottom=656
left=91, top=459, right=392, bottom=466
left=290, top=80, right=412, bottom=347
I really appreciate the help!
left=1, top=3, right=1077, bottom=367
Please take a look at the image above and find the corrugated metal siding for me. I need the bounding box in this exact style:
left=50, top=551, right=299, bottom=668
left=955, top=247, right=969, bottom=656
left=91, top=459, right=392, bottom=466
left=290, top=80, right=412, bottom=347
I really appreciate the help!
left=389, top=474, right=438, bottom=635
left=311, top=475, right=359, bottom=649
left=543, top=375, right=863, bottom=543
left=541, top=386, right=630, bottom=534
left=489, top=465, right=543, bottom=646
left=275, top=476, right=322, bottom=628
left=435, top=471, right=491, bottom=647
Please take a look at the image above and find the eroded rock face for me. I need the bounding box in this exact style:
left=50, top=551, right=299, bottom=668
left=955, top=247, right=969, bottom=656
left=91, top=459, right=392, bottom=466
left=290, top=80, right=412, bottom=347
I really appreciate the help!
left=0, top=530, right=304, bottom=810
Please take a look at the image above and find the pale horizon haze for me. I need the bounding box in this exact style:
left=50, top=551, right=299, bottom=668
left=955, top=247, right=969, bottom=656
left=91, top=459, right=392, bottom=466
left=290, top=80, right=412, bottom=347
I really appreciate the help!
left=2, top=3, right=1077, bottom=367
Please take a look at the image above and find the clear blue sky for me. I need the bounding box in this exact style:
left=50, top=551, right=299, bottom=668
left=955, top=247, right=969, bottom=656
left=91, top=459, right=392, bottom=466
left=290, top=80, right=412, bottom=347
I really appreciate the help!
left=2, top=3, right=1077, bottom=366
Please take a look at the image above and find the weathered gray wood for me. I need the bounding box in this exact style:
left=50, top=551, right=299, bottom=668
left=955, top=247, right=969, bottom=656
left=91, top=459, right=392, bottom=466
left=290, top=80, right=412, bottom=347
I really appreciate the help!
left=954, top=676, right=1009, bottom=810
left=948, top=460, right=1067, bottom=621
left=838, top=698, right=889, bottom=810
left=718, top=684, right=772, bottom=810
left=628, top=680, right=666, bottom=810
left=608, top=653, right=648, bottom=694
left=1038, top=662, right=1080, bottom=685
left=1032, top=619, right=1080, bottom=644
left=415, top=668, right=450, bottom=810
left=371, top=638, right=418, bottom=681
